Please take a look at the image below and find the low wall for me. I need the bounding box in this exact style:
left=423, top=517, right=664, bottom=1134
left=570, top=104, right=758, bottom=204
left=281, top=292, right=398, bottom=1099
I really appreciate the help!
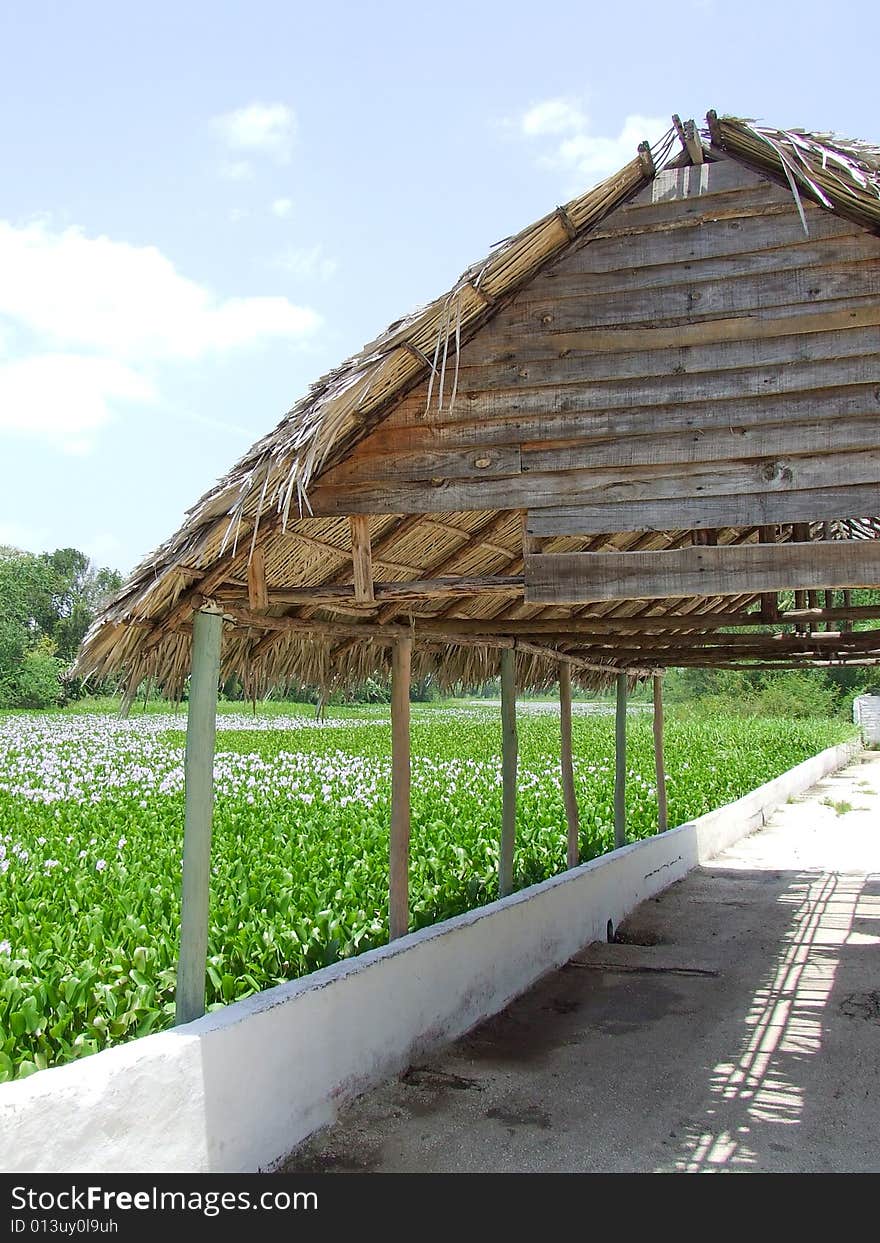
left=854, top=692, right=880, bottom=746
left=0, top=737, right=858, bottom=1174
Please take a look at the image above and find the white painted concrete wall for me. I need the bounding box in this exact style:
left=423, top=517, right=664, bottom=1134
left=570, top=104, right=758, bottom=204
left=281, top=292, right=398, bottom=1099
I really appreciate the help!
left=854, top=693, right=880, bottom=745
left=0, top=737, right=858, bottom=1174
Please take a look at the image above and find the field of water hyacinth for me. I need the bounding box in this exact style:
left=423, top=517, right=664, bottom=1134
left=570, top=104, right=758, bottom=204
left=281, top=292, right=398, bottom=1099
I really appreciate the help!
left=0, top=701, right=852, bottom=1081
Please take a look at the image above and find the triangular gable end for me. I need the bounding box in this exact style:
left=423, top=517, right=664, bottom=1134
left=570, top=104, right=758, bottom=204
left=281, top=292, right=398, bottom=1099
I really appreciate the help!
left=312, top=155, right=880, bottom=549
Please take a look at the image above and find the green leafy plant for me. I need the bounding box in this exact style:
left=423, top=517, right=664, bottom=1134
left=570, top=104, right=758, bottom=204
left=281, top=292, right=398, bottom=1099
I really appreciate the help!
left=0, top=703, right=853, bottom=1081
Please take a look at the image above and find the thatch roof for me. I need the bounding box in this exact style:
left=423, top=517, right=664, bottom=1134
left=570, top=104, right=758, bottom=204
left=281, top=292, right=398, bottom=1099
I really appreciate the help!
left=73, top=111, right=880, bottom=697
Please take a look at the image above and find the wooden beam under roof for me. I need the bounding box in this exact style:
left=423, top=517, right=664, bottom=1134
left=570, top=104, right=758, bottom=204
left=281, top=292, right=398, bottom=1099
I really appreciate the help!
left=215, top=574, right=525, bottom=607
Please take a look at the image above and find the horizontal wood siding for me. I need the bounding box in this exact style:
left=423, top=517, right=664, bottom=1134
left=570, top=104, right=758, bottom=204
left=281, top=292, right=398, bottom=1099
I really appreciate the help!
left=527, top=484, right=880, bottom=535
left=311, top=159, right=880, bottom=532
left=525, top=541, right=880, bottom=604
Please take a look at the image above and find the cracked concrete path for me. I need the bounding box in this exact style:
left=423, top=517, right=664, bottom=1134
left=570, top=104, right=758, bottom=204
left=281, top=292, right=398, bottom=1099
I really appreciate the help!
left=284, top=751, right=880, bottom=1174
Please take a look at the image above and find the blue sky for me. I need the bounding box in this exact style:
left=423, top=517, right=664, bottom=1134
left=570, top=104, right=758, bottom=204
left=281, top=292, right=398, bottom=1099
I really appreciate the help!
left=1, top=0, right=877, bottom=575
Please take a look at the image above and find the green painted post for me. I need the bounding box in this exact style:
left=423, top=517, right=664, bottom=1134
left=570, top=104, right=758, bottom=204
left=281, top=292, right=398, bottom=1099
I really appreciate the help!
left=389, top=635, right=412, bottom=941
left=559, top=662, right=580, bottom=869
left=175, top=606, right=223, bottom=1025
left=614, top=672, right=627, bottom=850
left=653, top=674, right=668, bottom=833
left=499, top=648, right=518, bottom=897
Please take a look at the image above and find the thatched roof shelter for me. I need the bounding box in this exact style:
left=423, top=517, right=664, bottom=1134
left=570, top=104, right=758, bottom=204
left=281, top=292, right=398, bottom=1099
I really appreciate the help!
left=74, top=111, right=880, bottom=698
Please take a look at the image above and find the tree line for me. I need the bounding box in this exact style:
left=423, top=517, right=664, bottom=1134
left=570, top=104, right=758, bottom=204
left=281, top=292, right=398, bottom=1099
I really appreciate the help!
left=0, top=546, right=123, bottom=708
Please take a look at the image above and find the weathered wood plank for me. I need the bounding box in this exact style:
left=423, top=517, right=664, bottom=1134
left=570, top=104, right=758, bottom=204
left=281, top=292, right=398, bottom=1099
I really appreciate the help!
left=400, top=325, right=880, bottom=417
left=561, top=628, right=880, bottom=652
left=525, top=541, right=880, bottom=604
left=324, top=445, right=521, bottom=488
left=387, top=355, right=880, bottom=429
left=576, top=202, right=859, bottom=263
left=486, top=302, right=880, bottom=359
left=369, top=382, right=880, bottom=455
left=383, top=310, right=880, bottom=427
left=617, top=159, right=773, bottom=210
left=408, top=606, right=880, bottom=634
left=596, top=185, right=792, bottom=235
left=335, top=415, right=880, bottom=490
left=389, top=636, right=412, bottom=941
left=521, top=414, right=880, bottom=475
left=505, top=265, right=880, bottom=332
left=593, top=635, right=880, bottom=663
left=246, top=547, right=269, bottom=611
left=522, top=232, right=880, bottom=308
left=527, top=484, right=880, bottom=535
left=467, top=267, right=879, bottom=367
left=349, top=516, right=375, bottom=603
left=310, top=449, right=880, bottom=516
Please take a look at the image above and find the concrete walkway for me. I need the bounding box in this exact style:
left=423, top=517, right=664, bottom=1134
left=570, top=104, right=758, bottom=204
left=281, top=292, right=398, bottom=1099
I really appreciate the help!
left=285, top=750, right=880, bottom=1174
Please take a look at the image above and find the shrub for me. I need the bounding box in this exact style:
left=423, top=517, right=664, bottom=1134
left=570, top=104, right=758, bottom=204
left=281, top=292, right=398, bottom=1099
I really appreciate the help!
left=1, top=639, right=64, bottom=709
left=751, top=672, right=839, bottom=719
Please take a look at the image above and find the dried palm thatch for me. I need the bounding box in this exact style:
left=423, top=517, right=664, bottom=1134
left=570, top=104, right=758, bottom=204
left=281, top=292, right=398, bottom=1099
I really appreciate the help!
left=73, top=112, right=880, bottom=698
left=707, top=113, right=880, bottom=235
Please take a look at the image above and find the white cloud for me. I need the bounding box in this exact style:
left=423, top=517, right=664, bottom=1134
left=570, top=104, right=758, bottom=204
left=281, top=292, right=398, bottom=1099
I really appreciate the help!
left=513, top=99, right=669, bottom=186
left=552, top=113, right=670, bottom=180
left=275, top=244, right=338, bottom=282
left=212, top=102, right=297, bottom=166
left=0, top=219, right=321, bottom=454
left=0, top=220, right=320, bottom=361
left=521, top=98, right=588, bottom=137
left=0, top=354, right=153, bottom=454
left=271, top=197, right=294, bottom=218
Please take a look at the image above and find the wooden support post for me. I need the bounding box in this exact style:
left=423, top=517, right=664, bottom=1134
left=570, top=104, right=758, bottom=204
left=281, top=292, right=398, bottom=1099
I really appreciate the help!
left=822, top=524, right=833, bottom=631
left=176, top=606, right=223, bottom=1025
left=823, top=589, right=834, bottom=632
left=793, top=523, right=809, bottom=632
left=653, top=675, right=668, bottom=834
left=759, top=526, right=779, bottom=622
left=614, top=673, right=627, bottom=850
left=522, top=510, right=542, bottom=558
left=389, top=635, right=412, bottom=940
left=349, top=515, right=375, bottom=603
left=499, top=648, right=518, bottom=897
left=118, top=682, right=137, bottom=719
left=559, top=663, right=579, bottom=869
left=842, top=590, right=853, bottom=633
left=247, top=546, right=269, bottom=611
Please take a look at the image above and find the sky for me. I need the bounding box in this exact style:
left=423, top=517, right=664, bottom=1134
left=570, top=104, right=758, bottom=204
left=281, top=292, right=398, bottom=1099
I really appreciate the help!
left=1, top=0, right=877, bottom=575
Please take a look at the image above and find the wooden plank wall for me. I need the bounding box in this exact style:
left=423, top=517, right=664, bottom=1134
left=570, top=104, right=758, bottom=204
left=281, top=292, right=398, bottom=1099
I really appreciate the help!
left=310, top=160, right=880, bottom=529
left=526, top=540, right=880, bottom=604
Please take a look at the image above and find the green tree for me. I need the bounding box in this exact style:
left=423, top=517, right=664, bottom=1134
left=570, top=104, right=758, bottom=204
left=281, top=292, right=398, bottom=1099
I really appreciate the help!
left=0, top=548, right=60, bottom=707
left=0, top=545, right=124, bottom=708
left=39, top=548, right=123, bottom=662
